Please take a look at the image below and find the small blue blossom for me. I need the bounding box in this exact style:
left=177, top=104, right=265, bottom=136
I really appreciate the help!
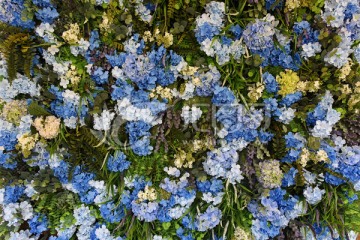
left=107, top=151, right=130, bottom=172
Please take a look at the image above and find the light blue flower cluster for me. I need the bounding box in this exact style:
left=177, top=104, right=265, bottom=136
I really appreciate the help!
left=49, top=86, right=89, bottom=129
left=307, top=91, right=341, bottom=138
left=194, top=2, right=245, bottom=65
left=106, top=151, right=130, bottom=172
left=281, top=132, right=306, bottom=163
left=248, top=188, right=302, bottom=239
left=243, top=14, right=301, bottom=70
left=0, top=0, right=35, bottom=29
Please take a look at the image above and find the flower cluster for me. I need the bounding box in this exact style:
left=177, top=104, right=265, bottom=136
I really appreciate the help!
left=0, top=0, right=360, bottom=239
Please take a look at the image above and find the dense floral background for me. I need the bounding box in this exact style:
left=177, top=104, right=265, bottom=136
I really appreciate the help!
left=0, top=0, right=360, bottom=239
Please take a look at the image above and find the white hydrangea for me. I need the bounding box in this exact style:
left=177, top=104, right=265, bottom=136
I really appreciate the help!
left=19, top=201, right=33, bottom=220
left=303, top=185, right=325, bottom=205
left=93, top=109, right=115, bottom=131
left=95, top=225, right=114, bottom=240
left=164, top=166, right=181, bottom=177
left=116, top=98, right=162, bottom=125
left=9, top=230, right=35, bottom=240
left=324, top=28, right=353, bottom=68
left=301, top=42, right=322, bottom=59
left=278, top=107, right=295, bottom=124
left=181, top=106, right=203, bottom=124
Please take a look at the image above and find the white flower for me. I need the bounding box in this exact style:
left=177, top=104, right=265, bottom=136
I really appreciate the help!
left=278, top=107, right=295, bottom=124
left=304, top=186, right=325, bottom=205
left=164, top=167, right=181, bottom=177
left=301, top=42, right=322, bottom=59
left=19, top=201, right=33, bottom=220
left=181, top=106, right=202, bottom=124
left=95, top=225, right=113, bottom=240
left=93, top=110, right=115, bottom=131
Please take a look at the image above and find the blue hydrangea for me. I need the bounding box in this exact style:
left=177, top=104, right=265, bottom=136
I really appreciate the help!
left=0, top=151, right=17, bottom=169
left=107, top=151, right=130, bottom=172
left=280, top=92, right=302, bottom=107
left=0, top=0, right=35, bottom=29
left=105, top=52, right=126, bottom=67
left=196, top=178, right=223, bottom=194
left=29, top=214, right=48, bottom=235
left=0, top=130, right=18, bottom=151
left=35, top=7, right=59, bottom=23
left=4, top=185, right=24, bottom=204
left=293, top=21, right=319, bottom=44
left=92, top=67, right=109, bottom=85
left=52, top=160, right=70, bottom=184
left=211, top=86, right=236, bottom=105
left=263, top=72, right=279, bottom=94
left=126, top=121, right=151, bottom=143
left=229, top=24, right=243, bottom=40
left=99, top=202, right=125, bottom=223
left=195, top=206, right=222, bottom=231
left=111, top=79, right=134, bottom=100
left=71, top=166, right=96, bottom=198
left=282, top=168, right=298, bottom=187
left=265, top=0, right=283, bottom=10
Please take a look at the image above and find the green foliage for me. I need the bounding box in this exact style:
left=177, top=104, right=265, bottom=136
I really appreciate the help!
left=0, top=32, right=35, bottom=81
left=28, top=101, right=52, bottom=117
left=63, top=127, right=108, bottom=179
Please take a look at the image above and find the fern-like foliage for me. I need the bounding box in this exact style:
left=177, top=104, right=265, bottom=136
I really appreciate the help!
left=64, top=127, right=108, bottom=179
left=0, top=32, right=35, bottom=81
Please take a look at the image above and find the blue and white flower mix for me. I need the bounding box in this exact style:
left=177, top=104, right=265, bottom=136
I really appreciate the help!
left=0, top=0, right=360, bottom=239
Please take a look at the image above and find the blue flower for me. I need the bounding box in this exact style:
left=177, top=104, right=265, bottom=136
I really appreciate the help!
left=195, top=206, right=222, bottom=231
left=266, top=0, right=283, bottom=10
left=52, top=160, right=70, bottom=184
left=126, top=121, right=151, bottom=142
left=111, top=79, right=134, bottom=100
left=0, top=151, right=17, bottom=169
left=35, top=7, right=59, bottom=23
left=282, top=168, right=298, bottom=187
left=4, top=185, right=24, bottom=203
left=211, top=86, right=235, bottom=105
left=0, top=130, right=18, bottom=151
left=92, top=67, right=109, bottom=85
left=100, top=202, right=125, bottom=223
left=71, top=166, right=95, bottom=195
left=229, top=25, right=243, bottom=39
left=195, top=22, right=220, bottom=43
left=107, top=151, right=130, bottom=172
left=280, top=92, right=302, bottom=107
left=29, top=214, right=48, bottom=235
left=263, top=72, right=279, bottom=94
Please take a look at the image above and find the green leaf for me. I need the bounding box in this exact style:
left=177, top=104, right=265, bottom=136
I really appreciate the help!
left=28, top=101, right=51, bottom=116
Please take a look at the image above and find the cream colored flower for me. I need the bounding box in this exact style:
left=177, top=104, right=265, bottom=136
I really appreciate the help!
left=62, top=23, right=80, bottom=44
left=33, top=116, right=61, bottom=139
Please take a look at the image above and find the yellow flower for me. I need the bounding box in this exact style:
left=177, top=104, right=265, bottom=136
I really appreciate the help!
left=62, top=23, right=80, bottom=44
left=1, top=100, right=27, bottom=125
left=248, top=82, right=265, bottom=102
left=17, top=133, right=39, bottom=158
left=276, top=69, right=300, bottom=96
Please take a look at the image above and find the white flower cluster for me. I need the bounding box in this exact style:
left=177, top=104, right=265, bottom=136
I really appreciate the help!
left=322, top=0, right=354, bottom=28
left=301, top=42, right=322, bottom=59
left=181, top=106, right=202, bottom=125
left=0, top=75, right=40, bottom=101
left=303, top=185, right=325, bottom=205
left=74, top=205, right=96, bottom=240
left=116, top=98, right=162, bottom=125
left=311, top=91, right=341, bottom=138
left=324, top=28, right=354, bottom=68
left=0, top=196, right=33, bottom=227
left=93, top=109, right=115, bottom=131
